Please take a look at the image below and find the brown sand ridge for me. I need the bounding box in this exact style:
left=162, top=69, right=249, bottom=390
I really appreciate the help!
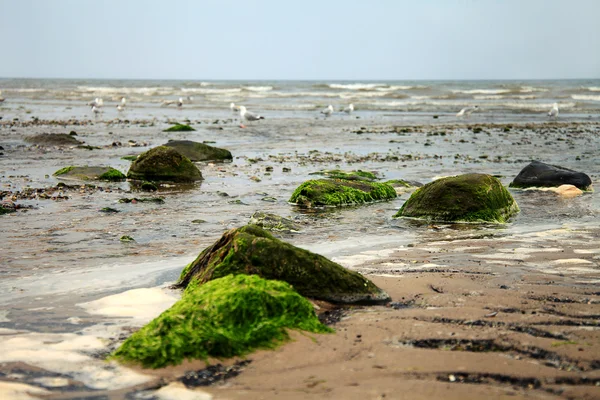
left=193, top=227, right=599, bottom=400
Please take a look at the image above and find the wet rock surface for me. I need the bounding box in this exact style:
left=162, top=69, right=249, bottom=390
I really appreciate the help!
left=510, top=160, right=593, bottom=190
left=164, top=139, right=233, bottom=162
left=127, top=146, right=203, bottom=182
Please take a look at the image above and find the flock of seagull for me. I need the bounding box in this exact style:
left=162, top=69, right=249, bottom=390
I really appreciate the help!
left=0, top=90, right=560, bottom=122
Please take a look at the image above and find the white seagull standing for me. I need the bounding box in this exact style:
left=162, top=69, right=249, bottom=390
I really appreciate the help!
left=239, top=105, right=265, bottom=128
left=88, top=97, right=103, bottom=108
left=230, top=102, right=240, bottom=113
left=343, top=103, right=354, bottom=114
left=117, top=97, right=126, bottom=111
left=177, top=97, right=184, bottom=108
left=0, top=90, right=5, bottom=103
left=321, top=104, right=334, bottom=117
left=456, top=105, right=479, bottom=118
left=91, top=105, right=101, bottom=117
left=548, top=103, right=559, bottom=119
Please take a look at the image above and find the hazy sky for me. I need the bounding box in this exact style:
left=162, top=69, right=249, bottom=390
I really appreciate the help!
left=1, top=0, right=598, bottom=80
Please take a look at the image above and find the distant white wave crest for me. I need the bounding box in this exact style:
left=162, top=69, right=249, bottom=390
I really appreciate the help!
left=452, top=89, right=511, bottom=95
left=76, top=86, right=174, bottom=95
left=243, top=86, right=273, bottom=92
left=585, top=87, right=600, bottom=92
left=329, top=83, right=387, bottom=90
left=6, top=88, right=47, bottom=93
left=181, top=88, right=242, bottom=95
left=520, top=86, right=549, bottom=93
left=572, top=94, right=600, bottom=102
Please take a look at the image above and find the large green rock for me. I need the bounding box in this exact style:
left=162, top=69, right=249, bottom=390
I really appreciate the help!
left=126, top=146, right=203, bottom=182
left=25, top=133, right=83, bottom=146
left=177, top=225, right=390, bottom=304
left=394, top=173, right=519, bottom=223
left=53, top=166, right=126, bottom=181
left=289, top=179, right=396, bottom=208
left=111, top=274, right=332, bottom=368
left=164, top=140, right=232, bottom=162
left=163, top=123, right=195, bottom=132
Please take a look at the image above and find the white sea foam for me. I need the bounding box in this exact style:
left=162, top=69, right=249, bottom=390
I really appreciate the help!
left=572, top=94, right=600, bottom=101
left=329, top=83, right=386, bottom=90
left=0, top=382, right=50, bottom=400
left=452, top=89, right=511, bottom=95
left=181, top=88, right=242, bottom=95
left=474, top=95, right=505, bottom=100
left=79, top=287, right=179, bottom=320
left=587, top=86, right=600, bottom=91
left=243, top=86, right=273, bottom=92
left=520, top=86, right=549, bottom=93
left=75, top=86, right=174, bottom=96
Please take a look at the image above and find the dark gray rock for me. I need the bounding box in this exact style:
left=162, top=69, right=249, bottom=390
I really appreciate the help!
left=510, top=161, right=592, bottom=190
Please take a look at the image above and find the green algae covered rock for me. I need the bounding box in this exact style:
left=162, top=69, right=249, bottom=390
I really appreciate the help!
left=309, top=169, right=378, bottom=181
left=394, top=173, right=519, bottom=223
left=111, top=274, right=332, bottom=368
left=127, top=146, right=203, bottom=182
left=289, top=179, right=396, bottom=208
left=25, top=133, right=83, bottom=146
left=177, top=225, right=390, bottom=304
left=164, top=140, right=232, bottom=162
left=53, top=166, right=126, bottom=181
left=163, top=123, right=195, bottom=132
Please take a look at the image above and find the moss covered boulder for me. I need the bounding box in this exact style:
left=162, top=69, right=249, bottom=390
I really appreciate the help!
left=163, top=123, right=195, bottom=132
left=309, top=169, right=378, bottom=181
left=289, top=179, right=396, bottom=208
left=112, top=274, right=332, bottom=368
left=177, top=225, right=390, bottom=304
left=164, top=140, right=232, bottom=162
left=127, top=146, right=203, bottom=182
left=395, top=173, right=519, bottom=223
left=53, top=166, right=126, bottom=181
left=509, top=161, right=592, bottom=191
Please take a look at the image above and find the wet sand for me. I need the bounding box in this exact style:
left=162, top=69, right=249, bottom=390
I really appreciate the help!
left=0, top=116, right=599, bottom=399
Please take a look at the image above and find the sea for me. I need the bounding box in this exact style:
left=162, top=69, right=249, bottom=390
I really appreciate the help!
left=1, top=78, right=600, bottom=121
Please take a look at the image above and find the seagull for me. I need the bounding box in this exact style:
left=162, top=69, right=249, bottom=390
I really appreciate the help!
left=230, top=102, right=240, bottom=113
left=88, top=97, right=103, bottom=108
left=117, top=97, right=126, bottom=111
left=343, top=103, right=354, bottom=114
left=0, top=90, right=5, bottom=103
left=456, top=105, right=479, bottom=118
left=177, top=97, right=184, bottom=108
left=321, top=104, right=334, bottom=117
left=239, top=105, right=265, bottom=128
left=548, top=103, right=559, bottom=119
left=91, top=105, right=101, bottom=116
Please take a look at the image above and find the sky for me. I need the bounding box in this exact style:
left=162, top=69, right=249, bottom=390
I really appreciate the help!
left=0, top=0, right=599, bottom=80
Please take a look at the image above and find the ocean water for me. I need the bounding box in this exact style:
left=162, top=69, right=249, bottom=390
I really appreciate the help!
left=1, top=78, right=600, bottom=120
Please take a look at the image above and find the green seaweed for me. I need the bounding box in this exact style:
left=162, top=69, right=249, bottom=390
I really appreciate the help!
left=121, top=155, right=138, bottom=161
left=177, top=225, right=390, bottom=304
left=394, top=173, right=519, bottom=223
left=111, top=274, right=332, bottom=368
left=0, top=205, right=15, bottom=215
left=99, top=168, right=126, bottom=181
left=164, top=140, right=232, bottom=162
left=289, top=179, right=396, bottom=208
left=163, top=123, right=196, bottom=132
left=53, top=166, right=75, bottom=176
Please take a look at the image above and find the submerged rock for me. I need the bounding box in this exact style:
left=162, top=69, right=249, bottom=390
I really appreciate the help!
left=126, top=146, right=203, bottom=182
left=53, top=166, right=126, bottom=181
left=395, top=173, right=519, bottom=223
left=164, top=140, right=232, bottom=162
left=111, top=274, right=332, bottom=368
left=163, top=123, right=195, bottom=132
left=385, top=179, right=423, bottom=194
left=309, top=169, right=379, bottom=181
left=25, top=133, right=83, bottom=146
left=510, top=161, right=592, bottom=191
left=289, top=179, right=396, bottom=207
left=177, top=225, right=390, bottom=304
left=249, top=211, right=302, bottom=233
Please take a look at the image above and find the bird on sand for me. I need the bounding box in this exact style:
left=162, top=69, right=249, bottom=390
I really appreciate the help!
left=321, top=104, right=334, bottom=117
left=91, top=105, right=101, bottom=116
left=0, top=90, right=5, bottom=103
left=548, top=103, right=559, bottom=119
left=116, top=97, right=126, bottom=111
left=177, top=97, right=184, bottom=108
left=343, top=103, right=354, bottom=114
left=239, top=105, right=265, bottom=128
left=456, top=105, right=479, bottom=118
left=88, top=97, right=103, bottom=108
left=230, top=102, right=240, bottom=113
